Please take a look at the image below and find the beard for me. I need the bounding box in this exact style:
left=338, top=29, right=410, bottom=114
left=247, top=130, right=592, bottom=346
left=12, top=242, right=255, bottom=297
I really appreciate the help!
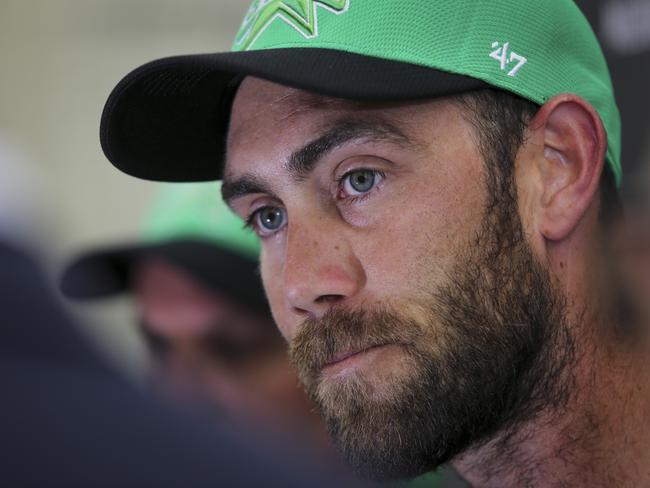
left=289, top=201, right=575, bottom=481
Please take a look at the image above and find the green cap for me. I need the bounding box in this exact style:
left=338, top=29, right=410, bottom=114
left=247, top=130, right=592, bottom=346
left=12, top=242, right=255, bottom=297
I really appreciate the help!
left=60, top=183, right=266, bottom=306
left=101, top=0, right=621, bottom=185
left=141, top=182, right=260, bottom=260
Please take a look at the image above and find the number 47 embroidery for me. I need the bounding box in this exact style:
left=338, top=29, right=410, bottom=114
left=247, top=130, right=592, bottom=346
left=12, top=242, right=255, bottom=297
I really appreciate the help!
left=490, top=41, right=527, bottom=77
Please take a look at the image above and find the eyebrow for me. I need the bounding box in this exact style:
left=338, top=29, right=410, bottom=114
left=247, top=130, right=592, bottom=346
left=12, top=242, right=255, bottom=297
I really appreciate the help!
left=222, top=118, right=414, bottom=204
left=221, top=173, right=276, bottom=205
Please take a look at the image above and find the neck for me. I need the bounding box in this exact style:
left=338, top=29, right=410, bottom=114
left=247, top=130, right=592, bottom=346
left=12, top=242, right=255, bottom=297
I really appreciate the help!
left=453, top=316, right=650, bottom=488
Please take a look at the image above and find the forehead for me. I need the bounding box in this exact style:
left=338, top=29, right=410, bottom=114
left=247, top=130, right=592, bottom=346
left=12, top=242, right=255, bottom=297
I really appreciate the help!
left=230, top=77, right=363, bottom=121
left=227, top=78, right=403, bottom=146
left=224, top=77, right=463, bottom=178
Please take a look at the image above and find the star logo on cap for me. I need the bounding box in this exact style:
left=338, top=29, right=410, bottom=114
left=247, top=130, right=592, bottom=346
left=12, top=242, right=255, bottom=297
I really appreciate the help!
left=235, top=0, right=349, bottom=51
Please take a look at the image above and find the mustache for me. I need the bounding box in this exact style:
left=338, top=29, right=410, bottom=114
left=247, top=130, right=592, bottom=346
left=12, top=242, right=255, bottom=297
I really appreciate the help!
left=289, top=307, right=425, bottom=385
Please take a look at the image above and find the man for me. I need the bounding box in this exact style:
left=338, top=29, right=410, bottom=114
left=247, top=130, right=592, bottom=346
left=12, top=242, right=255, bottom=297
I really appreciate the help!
left=4, top=241, right=357, bottom=488
left=62, top=182, right=331, bottom=449
left=96, top=1, right=650, bottom=486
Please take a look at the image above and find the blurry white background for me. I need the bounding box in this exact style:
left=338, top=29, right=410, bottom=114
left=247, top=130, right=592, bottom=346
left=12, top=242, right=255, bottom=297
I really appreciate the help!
left=0, top=0, right=248, bottom=373
left=0, top=0, right=246, bottom=256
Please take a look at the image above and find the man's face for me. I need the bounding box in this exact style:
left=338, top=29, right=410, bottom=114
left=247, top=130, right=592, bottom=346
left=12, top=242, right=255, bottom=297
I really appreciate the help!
left=224, top=78, right=572, bottom=480
left=132, top=257, right=317, bottom=432
left=226, top=79, right=487, bottom=331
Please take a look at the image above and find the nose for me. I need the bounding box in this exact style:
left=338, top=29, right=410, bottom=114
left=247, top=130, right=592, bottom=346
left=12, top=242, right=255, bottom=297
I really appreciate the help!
left=283, top=218, right=365, bottom=319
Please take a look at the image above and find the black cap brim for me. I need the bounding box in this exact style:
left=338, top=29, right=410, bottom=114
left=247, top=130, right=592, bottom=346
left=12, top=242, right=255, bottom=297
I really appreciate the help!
left=60, top=240, right=269, bottom=314
left=101, top=48, right=487, bottom=182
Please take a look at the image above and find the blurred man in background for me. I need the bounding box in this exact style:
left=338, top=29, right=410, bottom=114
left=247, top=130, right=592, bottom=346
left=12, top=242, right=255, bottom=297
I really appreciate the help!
left=61, top=182, right=333, bottom=453
left=0, top=141, right=358, bottom=488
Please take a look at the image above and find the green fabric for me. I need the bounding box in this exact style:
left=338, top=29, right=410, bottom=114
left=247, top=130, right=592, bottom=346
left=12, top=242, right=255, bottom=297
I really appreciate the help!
left=232, top=0, right=621, bottom=185
left=141, top=182, right=260, bottom=260
left=398, top=471, right=443, bottom=487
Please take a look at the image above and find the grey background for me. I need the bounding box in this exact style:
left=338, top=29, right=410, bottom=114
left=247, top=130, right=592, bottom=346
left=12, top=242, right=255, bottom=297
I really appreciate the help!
left=0, top=0, right=247, bottom=258
left=0, top=1, right=249, bottom=372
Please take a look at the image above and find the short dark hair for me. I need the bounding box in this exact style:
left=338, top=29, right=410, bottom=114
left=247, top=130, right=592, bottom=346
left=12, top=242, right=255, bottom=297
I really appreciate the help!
left=455, top=89, right=622, bottom=228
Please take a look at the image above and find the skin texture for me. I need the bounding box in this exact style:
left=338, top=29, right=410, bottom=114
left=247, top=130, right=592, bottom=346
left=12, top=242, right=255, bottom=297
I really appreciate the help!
left=223, top=78, right=650, bottom=487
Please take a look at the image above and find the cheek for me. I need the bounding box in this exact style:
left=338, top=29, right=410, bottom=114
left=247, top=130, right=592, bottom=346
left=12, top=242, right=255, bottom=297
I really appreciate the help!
left=358, top=211, right=451, bottom=300
left=358, top=161, right=485, bottom=299
left=259, top=249, right=291, bottom=340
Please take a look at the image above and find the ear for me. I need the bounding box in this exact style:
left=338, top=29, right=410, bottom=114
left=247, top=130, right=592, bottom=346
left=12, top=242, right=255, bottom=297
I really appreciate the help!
left=525, top=94, right=607, bottom=242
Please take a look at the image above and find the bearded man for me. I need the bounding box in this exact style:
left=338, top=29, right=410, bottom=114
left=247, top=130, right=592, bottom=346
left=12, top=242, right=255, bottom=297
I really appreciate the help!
left=97, top=1, right=650, bottom=486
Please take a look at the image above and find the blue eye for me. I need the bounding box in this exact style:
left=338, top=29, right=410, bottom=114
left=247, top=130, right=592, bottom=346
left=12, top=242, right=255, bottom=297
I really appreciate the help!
left=343, top=169, right=380, bottom=196
left=255, top=206, right=286, bottom=233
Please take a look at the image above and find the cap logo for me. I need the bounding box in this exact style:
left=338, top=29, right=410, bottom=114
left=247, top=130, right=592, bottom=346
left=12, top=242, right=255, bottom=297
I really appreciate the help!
left=490, top=41, right=527, bottom=77
left=234, top=0, right=349, bottom=51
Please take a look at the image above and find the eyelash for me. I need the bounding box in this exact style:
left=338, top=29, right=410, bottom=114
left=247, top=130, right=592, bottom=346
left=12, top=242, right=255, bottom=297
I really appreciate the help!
left=243, top=211, right=265, bottom=233
left=243, top=206, right=286, bottom=238
left=243, top=168, right=386, bottom=236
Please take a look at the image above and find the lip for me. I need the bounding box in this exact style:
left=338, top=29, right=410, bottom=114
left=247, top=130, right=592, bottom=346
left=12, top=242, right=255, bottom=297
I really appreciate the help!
left=323, top=343, right=391, bottom=370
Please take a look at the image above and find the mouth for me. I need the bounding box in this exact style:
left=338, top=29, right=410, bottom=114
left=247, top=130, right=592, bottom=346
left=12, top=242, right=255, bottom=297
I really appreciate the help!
left=322, top=343, right=396, bottom=375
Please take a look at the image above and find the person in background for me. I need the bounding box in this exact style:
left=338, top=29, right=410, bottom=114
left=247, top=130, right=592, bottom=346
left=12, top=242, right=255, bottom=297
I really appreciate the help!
left=0, top=144, right=359, bottom=488
left=61, top=182, right=332, bottom=452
